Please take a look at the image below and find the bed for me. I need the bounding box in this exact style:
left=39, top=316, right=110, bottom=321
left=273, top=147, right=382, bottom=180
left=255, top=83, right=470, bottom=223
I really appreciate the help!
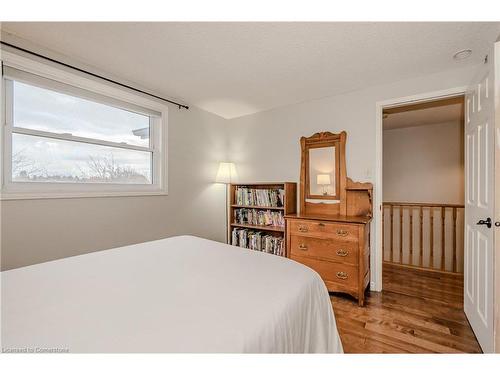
left=1, top=235, right=343, bottom=353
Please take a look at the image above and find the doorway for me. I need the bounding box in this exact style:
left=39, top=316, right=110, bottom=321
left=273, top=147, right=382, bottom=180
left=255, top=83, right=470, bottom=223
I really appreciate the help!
left=382, top=96, right=465, bottom=275
left=378, top=95, right=482, bottom=350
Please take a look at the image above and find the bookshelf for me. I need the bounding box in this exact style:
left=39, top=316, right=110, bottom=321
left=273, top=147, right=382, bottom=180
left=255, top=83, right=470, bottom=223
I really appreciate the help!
left=228, top=182, right=297, bottom=256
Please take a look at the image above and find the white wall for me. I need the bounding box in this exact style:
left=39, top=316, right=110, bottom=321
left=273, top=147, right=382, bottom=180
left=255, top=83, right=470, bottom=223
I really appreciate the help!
left=383, top=121, right=464, bottom=204
left=227, top=64, right=479, bottom=288
left=0, top=104, right=228, bottom=270
left=0, top=41, right=481, bottom=277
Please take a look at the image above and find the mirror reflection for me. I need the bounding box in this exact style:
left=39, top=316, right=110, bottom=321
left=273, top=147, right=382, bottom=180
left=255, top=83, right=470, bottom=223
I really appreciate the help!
left=308, top=146, right=336, bottom=196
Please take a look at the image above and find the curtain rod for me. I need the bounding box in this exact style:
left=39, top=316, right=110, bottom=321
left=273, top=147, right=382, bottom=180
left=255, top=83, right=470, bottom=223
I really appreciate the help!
left=0, top=40, right=189, bottom=110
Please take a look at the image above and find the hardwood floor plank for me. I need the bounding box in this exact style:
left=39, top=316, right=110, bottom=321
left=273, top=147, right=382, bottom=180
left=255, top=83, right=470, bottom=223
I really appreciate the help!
left=339, top=332, right=412, bottom=354
left=363, top=322, right=462, bottom=353
left=331, top=264, right=482, bottom=353
left=335, top=317, right=430, bottom=353
left=335, top=304, right=452, bottom=335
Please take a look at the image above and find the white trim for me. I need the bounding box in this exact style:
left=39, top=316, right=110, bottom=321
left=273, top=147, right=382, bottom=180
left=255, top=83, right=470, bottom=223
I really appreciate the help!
left=11, top=127, right=153, bottom=153
left=373, top=86, right=467, bottom=292
left=0, top=64, right=5, bottom=192
left=0, top=50, right=169, bottom=200
left=0, top=190, right=169, bottom=201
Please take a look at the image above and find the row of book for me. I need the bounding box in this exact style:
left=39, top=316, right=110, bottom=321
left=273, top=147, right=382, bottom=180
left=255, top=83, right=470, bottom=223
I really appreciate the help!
left=231, top=228, right=284, bottom=256
left=233, top=208, right=285, bottom=227
left=235, top=187, right=285, bottom=207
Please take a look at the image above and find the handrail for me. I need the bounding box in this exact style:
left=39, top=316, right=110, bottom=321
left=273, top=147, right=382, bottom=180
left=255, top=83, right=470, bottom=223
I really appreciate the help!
left=383, top=202, right=464, bottom=208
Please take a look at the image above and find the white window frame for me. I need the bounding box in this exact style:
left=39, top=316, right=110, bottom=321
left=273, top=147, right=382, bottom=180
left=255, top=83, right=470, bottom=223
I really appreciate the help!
left=0, top=50, right=168, bottom=200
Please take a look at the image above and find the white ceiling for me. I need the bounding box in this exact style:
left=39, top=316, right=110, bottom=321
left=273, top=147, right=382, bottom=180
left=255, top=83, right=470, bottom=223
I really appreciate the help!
left=383, top=103, right=463, bottom=130
left=1, top=22, right=499, bottom=119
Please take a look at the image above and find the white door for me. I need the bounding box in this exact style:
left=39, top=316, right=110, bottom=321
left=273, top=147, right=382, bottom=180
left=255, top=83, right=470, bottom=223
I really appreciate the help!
left=464, top=43, right=498, bottom=353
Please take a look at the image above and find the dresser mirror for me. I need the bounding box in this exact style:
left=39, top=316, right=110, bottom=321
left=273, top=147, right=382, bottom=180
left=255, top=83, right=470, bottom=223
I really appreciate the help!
left=300, top=131, right=346, bottom=215
left=307, top=145, right=340, bottom=199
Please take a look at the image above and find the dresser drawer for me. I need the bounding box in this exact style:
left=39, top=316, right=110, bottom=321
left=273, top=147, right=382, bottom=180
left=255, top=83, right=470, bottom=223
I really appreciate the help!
left=291, top=254, right=358, bottom=289
left=290, top=235, right=359, bottom=265
left=288, top=219, right=359, bottom=242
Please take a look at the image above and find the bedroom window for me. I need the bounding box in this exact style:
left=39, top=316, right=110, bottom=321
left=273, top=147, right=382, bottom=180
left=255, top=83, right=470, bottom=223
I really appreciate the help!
left=1, top=53, right=168, bottom=199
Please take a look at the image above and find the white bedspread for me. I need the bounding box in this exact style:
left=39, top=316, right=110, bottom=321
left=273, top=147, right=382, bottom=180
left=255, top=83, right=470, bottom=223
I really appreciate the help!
left=1, top=235, right=343, bottom=353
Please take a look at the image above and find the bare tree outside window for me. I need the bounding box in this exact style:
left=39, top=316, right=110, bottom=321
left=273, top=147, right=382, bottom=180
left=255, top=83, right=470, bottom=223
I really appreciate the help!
left=12, top=149, right=45, bottom=180
left=84, top=154, right=150, bottom=183
left=12, top=148, right=149, bottom=184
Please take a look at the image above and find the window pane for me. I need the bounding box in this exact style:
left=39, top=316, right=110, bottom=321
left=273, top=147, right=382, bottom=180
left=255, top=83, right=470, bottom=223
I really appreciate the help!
left=12, top=133, right=152, bottom=184
left=12, top=81, right=151, bottom=147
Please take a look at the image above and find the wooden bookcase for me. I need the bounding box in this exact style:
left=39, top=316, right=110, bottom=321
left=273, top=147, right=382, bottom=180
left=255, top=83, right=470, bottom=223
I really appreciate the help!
left=228, top=182, right=297, bottom=256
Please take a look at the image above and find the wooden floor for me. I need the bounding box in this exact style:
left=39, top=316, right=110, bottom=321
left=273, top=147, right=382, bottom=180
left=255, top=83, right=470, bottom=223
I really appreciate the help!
left=331, top=264, right=482, bottom=353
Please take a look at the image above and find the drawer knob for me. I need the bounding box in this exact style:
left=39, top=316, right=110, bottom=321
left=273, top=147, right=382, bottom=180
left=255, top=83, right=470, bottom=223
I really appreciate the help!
left=336, top=249, right=349, bottom=257
left=298, top=244, right=308, bottom=251
left=336, top=271, right=348, bottom=280
left=298, top=225, right=308, bottom=232
left=318, top=222, right=325, bottom=227
left=336, top=229, right=349, bottom=237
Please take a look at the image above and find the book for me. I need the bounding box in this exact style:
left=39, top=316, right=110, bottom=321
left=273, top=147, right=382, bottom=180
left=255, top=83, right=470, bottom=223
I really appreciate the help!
left=231, top=228, right=284, bottom=256
left=235, top=187, right=285, bottom=207
left=233, top=208, right=285, bottom=227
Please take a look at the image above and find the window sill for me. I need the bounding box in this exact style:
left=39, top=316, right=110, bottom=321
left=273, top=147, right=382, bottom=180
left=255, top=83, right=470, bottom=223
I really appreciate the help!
left=0, top=189, right=168, bottom=200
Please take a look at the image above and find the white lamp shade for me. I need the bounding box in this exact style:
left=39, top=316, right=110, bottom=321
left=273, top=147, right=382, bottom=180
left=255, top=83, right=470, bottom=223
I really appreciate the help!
left=316, top=174, right=331, bottom=185
left=215, top=162, right=238, bottom=184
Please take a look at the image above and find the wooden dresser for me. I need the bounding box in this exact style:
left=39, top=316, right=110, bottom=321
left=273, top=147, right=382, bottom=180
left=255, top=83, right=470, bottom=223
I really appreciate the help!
left=286, top=131, right=373, bottom=306
left=287, top=214, right=371, bottom=306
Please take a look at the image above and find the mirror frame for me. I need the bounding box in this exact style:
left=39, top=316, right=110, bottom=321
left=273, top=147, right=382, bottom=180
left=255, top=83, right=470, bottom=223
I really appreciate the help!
left=300, top=131, right=347, bottom=215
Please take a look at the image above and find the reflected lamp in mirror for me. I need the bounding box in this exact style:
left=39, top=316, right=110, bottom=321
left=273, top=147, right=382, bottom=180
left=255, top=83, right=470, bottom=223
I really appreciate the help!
left=215, top=162, right=238, bottom=184
left=316, top=174, right=331, bottom=195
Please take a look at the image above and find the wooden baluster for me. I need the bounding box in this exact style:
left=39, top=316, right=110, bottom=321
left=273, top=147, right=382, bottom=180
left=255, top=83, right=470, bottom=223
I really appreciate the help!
left=441, top=207, right=446, bottom=271
left=399, top=206, right=403, bottom=264
left=409, top=208, right=413, bottom=266
left=382, top=202, right=464, bottom=273
left=453, top=207, right=457, bottom=273
left=430, top=208, right=434, bottom=269
left=419, top=206, right=423, bottom=267
left=390, top=205, right=394, bottom=263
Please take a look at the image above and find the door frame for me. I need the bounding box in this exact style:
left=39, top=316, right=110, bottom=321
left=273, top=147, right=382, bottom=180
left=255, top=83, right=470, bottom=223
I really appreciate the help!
left=373, top=86, right=467, bottom=292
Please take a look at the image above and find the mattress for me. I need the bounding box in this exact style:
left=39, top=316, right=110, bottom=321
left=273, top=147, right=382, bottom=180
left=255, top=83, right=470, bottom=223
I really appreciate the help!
left=1, top=235, right=343, bottom=353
